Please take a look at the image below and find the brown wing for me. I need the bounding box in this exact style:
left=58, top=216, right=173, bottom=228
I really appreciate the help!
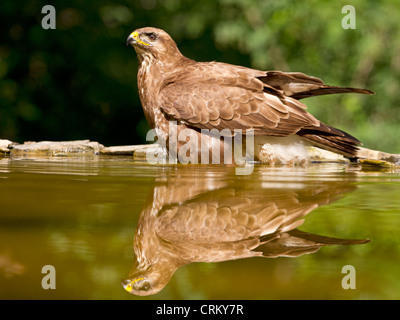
left=159, top=62, right=362, bottom=157
left=258, top=71, right=374, bottom=100
left=159, top=80, right=321, bottom=137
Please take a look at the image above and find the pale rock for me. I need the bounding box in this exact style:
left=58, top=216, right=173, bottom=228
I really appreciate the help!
left=10, top=140, right=104, bottom=157
left=0, top=139, right=16, bottom=154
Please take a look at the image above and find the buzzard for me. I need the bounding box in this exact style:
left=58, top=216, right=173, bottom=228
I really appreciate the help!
left=122, top=168, right=369, bottom=296
left=126, top=27, right=373, bottom=165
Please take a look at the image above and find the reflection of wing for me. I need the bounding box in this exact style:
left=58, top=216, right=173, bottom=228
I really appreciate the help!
left=155, top=188, right=312, bottom=262
left=153, top=184, right=365, bottom=262
left=157, top=189, right=306, bottom=241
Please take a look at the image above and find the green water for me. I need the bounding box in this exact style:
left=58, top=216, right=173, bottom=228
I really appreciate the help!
left=0, top=156, right=399, bottom=300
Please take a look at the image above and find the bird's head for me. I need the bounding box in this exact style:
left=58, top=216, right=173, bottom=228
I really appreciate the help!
left=121, top=262, right=177, bottom=296
left=122, top=275, right=155, bottom=296
left=126, top=27, right=183, bottom=63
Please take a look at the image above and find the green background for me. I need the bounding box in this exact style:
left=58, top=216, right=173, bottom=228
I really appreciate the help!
left=1, top=0, right=399, bottom=153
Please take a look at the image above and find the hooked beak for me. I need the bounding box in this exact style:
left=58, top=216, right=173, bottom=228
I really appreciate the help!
left=121, top=277, right=144, bottom=293
left=126, top=31, right=150, bottom=47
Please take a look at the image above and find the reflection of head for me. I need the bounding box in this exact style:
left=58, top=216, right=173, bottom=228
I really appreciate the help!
left=122, top=260, right=177, bottom=296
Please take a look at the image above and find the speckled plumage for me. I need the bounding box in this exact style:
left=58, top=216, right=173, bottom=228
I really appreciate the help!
left=122, top=169, right=369, bottom=296
left=127, top=27, right=373, bottom=163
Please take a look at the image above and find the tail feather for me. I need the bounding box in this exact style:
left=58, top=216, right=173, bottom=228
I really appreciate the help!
left=297, top=124, right=362, bottom=158
left=257, top=71, right=374, bottom=100
left=257, top=229, right=370, bottom=258
left=291, top=86, right=374, bottom=100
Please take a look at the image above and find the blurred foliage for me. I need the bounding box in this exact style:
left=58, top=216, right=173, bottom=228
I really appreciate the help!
left=0, top=0, right=399, bottom=152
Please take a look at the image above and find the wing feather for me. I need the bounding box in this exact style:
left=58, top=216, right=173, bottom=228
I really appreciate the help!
left=258, top=71, right=374, bottom=99
left=157, top=62, right=363, bottom=156
left=160, top=81, right=319, bottom=137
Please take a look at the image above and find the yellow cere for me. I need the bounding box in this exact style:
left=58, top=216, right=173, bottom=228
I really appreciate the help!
left=124, top=277, right=144, bottom=292
left=124, top=283, right=132, bottom=292
left=130, top=32, right=150, bottom=46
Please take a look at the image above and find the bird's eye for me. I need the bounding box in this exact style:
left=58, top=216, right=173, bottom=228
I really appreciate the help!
left=147, top=33, right=157, bottom=41
left=140, top=281, right=151, bottom=291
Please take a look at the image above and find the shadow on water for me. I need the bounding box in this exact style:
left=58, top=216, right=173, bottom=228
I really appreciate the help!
left=122, top=166, right=370, bottom=296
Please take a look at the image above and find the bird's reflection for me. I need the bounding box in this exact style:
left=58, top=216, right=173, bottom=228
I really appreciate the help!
left=122, top=169, right=369, bottom=296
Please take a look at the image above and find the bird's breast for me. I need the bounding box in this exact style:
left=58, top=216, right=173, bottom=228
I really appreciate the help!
left=137, top=58, right=170, bottom=133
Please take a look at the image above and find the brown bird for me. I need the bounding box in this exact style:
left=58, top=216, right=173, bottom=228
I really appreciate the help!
left=122, top=169, right=369, bottom=296
left=126, top=27, right=374, bottom=165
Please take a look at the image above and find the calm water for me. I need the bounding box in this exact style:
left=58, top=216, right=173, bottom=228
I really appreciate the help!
left=0, top=155, right=399, bottom=300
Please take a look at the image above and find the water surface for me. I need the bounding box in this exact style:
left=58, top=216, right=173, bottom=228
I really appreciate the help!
left=0, top=156, right=399, bottom=299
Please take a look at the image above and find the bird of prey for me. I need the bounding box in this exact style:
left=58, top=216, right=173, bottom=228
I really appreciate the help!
left=126, top=27, right=374, bottom=165
left=122, top=168, right=369, bottom=296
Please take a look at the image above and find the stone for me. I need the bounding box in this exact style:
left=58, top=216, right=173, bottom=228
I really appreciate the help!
left=306, top=146, right=350, bottom=163
left=357, top=147, right=400, bottom=165
left=100, top=144, right=162, bottom=160
left=133, top=144, right=163, bottom=159
left=2, top=137, right=400, bottom=167
left=100, top=144, right=152, bottom=155
left=0, top=139, right=16, bottom=155
left=9, top=140, right=104, bottom=157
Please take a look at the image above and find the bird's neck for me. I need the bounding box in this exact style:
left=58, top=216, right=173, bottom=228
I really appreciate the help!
left=138, top=50, right=192, bottom=75
left=136, top=52, right=193, bottom=127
